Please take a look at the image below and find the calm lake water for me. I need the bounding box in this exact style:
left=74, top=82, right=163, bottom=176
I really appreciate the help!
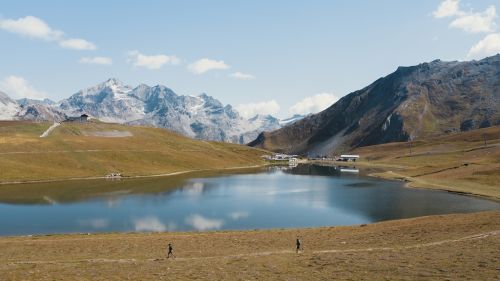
left=0, top=164, right=499, bottom=236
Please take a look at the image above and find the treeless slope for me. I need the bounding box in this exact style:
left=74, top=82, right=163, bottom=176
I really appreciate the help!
left=351, top=126, right=500, bottom=199
left=0, top=121, right=267, bottom=182
left=0, top=211, right=498, bottom=280
left=250, top=55, right=500, bottom=155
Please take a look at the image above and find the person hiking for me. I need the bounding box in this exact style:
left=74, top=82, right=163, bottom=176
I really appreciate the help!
left=167, top=243, right=175, bottom=259
left=296, top=237, right=301, bottom=253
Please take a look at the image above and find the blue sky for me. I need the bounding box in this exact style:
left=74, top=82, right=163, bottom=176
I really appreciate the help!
left=1, top=0, right=499, bottom=118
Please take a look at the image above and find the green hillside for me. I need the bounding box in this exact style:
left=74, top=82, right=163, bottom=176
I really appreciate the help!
left=0, top=121, right=267, bottom=182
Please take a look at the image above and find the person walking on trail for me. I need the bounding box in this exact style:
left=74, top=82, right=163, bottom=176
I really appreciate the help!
left=167, top=243, right=175, bottom=259
left=296, top=237, right=302, bottom=253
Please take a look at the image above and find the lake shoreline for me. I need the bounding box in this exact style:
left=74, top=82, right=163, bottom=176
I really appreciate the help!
left=305, top=159, right=500, bottom=201
left=2, top=211, right=498, bottom=280
left=0, top=164, right=267, bottom=186
left=2, top=159, right=499, bottom=203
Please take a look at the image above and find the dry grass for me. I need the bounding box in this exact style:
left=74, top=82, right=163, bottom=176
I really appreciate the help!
left=345, top=126, right=500, bottom=199
left=0, top=211, right=498, bottom=280
left=0, top=121, right=268, bottom=183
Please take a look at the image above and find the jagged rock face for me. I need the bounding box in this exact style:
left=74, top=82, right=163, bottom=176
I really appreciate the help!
left=0, top=79, right=288, bottom=143
left=57, top=79, right=282, bottom=143
left=0, top=92, right=65, bottom=122
left=249, top=55, right=500, bottom=155
left=16, top=98, right=55, bottom=107
left=59, top=78, right=144, bottom=123
left=238, top=114, right=281, bottom=144
left=16, top=104, right=66, bottom=122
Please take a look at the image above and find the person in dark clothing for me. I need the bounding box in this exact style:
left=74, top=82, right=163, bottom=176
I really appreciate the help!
left=296, top=237, right=301, bottom=253
left=167, top=243, right=175, bottom=259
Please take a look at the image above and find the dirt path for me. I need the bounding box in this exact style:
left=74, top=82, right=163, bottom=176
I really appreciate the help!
left=5, top=230, right=498, bottom=265
left=39, top=122, right=60, bottom=138
left=1, top=212, right=499, bottom=280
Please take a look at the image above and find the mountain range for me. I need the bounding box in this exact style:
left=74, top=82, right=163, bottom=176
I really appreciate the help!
left=0, top=79, right=303, bottom=143
left=250, top=54, right=500, bottom=155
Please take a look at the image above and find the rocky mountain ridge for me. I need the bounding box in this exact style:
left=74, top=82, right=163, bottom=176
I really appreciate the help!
left=249, top=54, right=500, bottom=155
left=0, top=79, right=294, bottom=143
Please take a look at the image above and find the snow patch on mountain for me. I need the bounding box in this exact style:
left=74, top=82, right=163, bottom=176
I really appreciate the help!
left=0, top=91, right=20, bottom=120
left=0, top=78, right=303, bottom=144
left=279, top=114, right=306, bottom=126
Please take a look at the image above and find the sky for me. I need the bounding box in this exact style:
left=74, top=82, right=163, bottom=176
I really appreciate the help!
left=0, top=0, right=499, bottom=118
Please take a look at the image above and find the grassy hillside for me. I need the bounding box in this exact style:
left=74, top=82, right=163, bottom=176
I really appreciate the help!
left=349, top=126, right=500, bottom=199
left=1, top=211, right=498, bottom=280
left=0, top=121, right=267, bottom=182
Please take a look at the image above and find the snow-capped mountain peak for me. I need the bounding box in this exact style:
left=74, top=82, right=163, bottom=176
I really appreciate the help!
left=0, top=79, right=300, bottom=144
left=77, top=78, right=132, bottom=98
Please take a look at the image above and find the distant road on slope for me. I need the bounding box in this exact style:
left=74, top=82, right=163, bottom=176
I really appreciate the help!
left=39, top=122, right=60, bottom=138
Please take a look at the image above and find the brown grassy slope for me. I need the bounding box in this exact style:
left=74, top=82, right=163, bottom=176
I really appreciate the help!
left=0, top=121, right=267, bottom=182
left=0, top=211, right=498, bottom=280
left=350, top=126, right=500, bottom=199
left=249, top=55, right=500, bottom=155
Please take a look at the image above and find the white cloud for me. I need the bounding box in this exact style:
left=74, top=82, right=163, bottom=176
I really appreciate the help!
left=289, top=93, right=339, bottom=115
left=0, top=16, right=62, bottom=40
left=228, top=211, right=249, bottom=220
left=235, top=100, right=280, bottom=118
left=188, top=58, right=229, bottom=74
left=0, top=75, right=47, bottom=99
left=127, top=50, right=180, bottom=70
left=185, top=214, right=224, bottom=231
left=450, top=6, right=497, bottom=33
left=133, top=216, right=167, bottom=232
left=229, top=72, right=255, bottom=80
left=79, top=56, right=113, bottom=65
left=59, top=38, right=97, bottom=50
left=433, top=0, right=463, bottom=18
left=467, top=33, right=500, bottom=59
left=433, top=1, right=497, bottom=33
left=0, top=15, right=98, bottom=50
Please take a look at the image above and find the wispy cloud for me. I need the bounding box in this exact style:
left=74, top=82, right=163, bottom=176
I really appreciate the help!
left=235, top=100, right=280, bottom=118
left=229, top=72, right=255, bottom=80
left=288, top=93, right=339, bottom=115
left=188, top=58, right=229, bottom=74
left=0, top=16, right=62, bottom=40
left=185, top=214, right=224, bottom=231
left=467, top=33, right=500, bottom=59
left=449, top=6, right=497, bottom=33
left=79, top=56, right=113, bottom=65
left=127, top=50, right=180, bottom=70
left=0, top=15, right=97, bottom=50
left=433, top=0, right=499, bottom=60
left=433, top=0, right=497, bottom=33
left=60, top=38, right=97, bottom=50
left=0, top=75, right=47, bottom=99
left=433, top=0, right=464, bottom=18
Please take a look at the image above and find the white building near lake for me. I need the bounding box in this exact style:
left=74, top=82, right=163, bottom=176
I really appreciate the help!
left=338, top=155, right=360, bottom=162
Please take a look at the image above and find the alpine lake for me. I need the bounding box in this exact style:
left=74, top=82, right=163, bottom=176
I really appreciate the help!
left=1, top=164, right=499, bottom=236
